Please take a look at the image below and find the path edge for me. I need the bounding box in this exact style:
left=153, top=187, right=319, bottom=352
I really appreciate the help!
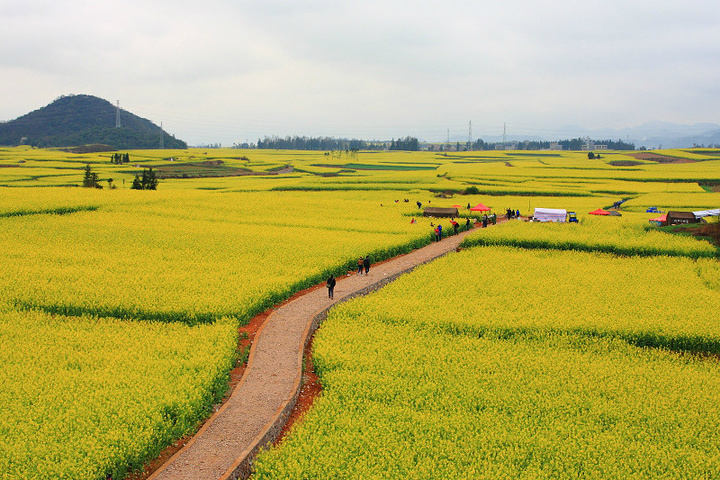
left=219, top=247, right=461, bottom=480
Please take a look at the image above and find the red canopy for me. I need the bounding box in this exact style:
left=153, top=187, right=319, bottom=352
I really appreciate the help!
left=589, top=208, right=611, bottom=215
left=649, top=214, right=667, bottom=222
left=470, top=203, right=491, bottom=212
left=452, top=204, right=463, bottom=209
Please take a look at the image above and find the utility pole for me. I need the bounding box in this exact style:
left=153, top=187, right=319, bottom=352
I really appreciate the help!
left=115, top=101, right=121, bottom=128
left=160, top=122, right=164, bottom=149
left=502, top=122, right=506, bottom=148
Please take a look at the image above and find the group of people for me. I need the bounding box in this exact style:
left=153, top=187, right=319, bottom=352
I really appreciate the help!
left=325, top=255, right=371, bottom=299
left=506, top=208, right=522, bottom=219
left=481, top=213, right=497, bottom=228
left=431, top=217, right=473, bottom=241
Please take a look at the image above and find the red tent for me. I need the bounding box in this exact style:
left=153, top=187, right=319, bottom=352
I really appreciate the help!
left=589, top=208, right=611, bottom=215
left=649, top=214, right=667, bottom=223
left=470, top=203, right=491, bottom=212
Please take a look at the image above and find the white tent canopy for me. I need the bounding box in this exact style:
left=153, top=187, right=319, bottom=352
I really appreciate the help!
left=693, top=209, right=720, bottom=218
left=534, top=208, right=567, bottom=223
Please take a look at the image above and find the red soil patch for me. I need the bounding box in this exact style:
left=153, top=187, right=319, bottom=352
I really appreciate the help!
left=276, top=337, right=322, bottom=445
left=682, top=223, right=720, bottom=247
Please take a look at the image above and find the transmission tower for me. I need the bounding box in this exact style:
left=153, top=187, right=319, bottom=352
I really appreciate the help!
left=502, top=122, right=506, bottom=148
left=115, top=101, right=121, bottom=128
left=160, top=121, right=164, bottom=149
left=467, top=121, right=472, bottom=150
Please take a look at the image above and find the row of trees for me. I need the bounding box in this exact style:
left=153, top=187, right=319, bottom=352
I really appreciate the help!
left=240, top=136, right=635, bottom=151
left=252, top=135, right=422, bottom=151
left=389, top=136, right=420, bottom=151
left=253, top=136, right=388, bottom=151
left=469, top=138, right=635, bottom=151
left=110, top=153, right=130, bottom=164
left=82, top=164, right=157, bottom=190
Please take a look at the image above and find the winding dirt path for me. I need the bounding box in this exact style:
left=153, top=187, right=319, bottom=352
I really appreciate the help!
left=148, top=225, right=484, bottom=480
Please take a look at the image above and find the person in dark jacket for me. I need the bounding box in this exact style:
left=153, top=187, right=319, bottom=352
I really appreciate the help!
left=363, top=255, right=370, bottom=275
left=326, top=274, right=336, bottom=299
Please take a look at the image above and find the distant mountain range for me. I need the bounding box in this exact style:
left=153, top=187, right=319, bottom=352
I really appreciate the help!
left=457, top=121, right=720, bottom=149
left=0, top=94, right=187, bottom=150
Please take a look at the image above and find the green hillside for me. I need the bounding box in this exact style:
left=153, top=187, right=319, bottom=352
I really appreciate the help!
left=0, top=94, right=187, bottom=150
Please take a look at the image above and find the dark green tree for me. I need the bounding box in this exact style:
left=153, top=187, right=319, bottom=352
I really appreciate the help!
left=131, top=173, right=142, bottom=190
left=131, top=168, right=158, bottom=190
left=82, top=164, right=101, bottom=188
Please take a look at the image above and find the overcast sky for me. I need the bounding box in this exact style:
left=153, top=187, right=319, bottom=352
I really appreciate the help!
left=1, top=0, right=718, bottom=145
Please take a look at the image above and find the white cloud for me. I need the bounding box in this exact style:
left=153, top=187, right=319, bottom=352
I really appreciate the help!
left=1, top=0, right=718, bottom=144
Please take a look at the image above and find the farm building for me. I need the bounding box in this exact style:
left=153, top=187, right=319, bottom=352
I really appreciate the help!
left=666, top=211, right=701, bottom=226
left=423, top=207, right=459, bottom=218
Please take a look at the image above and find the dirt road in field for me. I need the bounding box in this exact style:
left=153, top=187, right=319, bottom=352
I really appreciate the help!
left=148, top=221, right=504, bottom=480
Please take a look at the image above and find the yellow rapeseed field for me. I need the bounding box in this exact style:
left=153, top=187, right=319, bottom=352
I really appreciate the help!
left=0, top=146, right=718, bottom=479
left=255, top=246, right=720, bottom=479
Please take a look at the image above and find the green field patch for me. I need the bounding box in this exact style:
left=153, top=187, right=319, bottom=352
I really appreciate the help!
left=152, top=160, right=269, bottom=179
left=508, top=152, right=563, bottom=157
left=0, top=205, right=99, bottom=218
left=608, top=160, right=645, bottom=166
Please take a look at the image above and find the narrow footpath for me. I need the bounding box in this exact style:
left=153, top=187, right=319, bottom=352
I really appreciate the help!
left=149, top=226, right=481, bottom=480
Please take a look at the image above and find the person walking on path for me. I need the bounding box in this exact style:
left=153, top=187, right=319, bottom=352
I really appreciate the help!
left=482, top=214, right=488, bottom=228
left=326, top=274, right=336, bottom=299
left=465, top=217, right=471, bottom=231
left=363, top=255, right=370, bottom=275
left=491, top=213, right=497, bottom=225
left=437, top=224, right=443, bottom=240
left=357, top=257, right=364, bottom=275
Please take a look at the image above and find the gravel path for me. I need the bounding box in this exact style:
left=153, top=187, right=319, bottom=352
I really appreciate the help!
left=148, top=227, right=479, bottom=480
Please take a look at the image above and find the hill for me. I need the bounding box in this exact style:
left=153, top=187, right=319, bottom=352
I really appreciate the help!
left=0, top=94, right=187, bottom=149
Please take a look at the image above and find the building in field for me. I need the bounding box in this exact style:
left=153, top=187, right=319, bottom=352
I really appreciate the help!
left=666, top=211, right=701, bottom=226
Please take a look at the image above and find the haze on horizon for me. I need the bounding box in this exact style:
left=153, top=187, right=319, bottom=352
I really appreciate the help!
left=1, top=0, right=718, bottom=146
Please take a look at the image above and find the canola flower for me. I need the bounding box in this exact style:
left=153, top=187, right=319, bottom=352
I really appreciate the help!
left=1, top=145, right=718, bottom=479
left=0, top=189, right=433, bottom=325
left=0, top=306, right=237, bottom=480
left=254, top=246, right=720, bottom=479
left=462, top=213, right=717, bottom=258
left=0, top=186, right=440, bottom=479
